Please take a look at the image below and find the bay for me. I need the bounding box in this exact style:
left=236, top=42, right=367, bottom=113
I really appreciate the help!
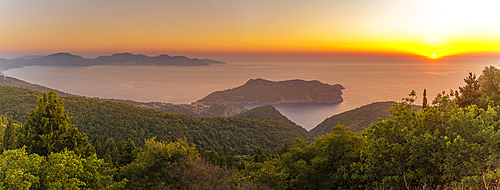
left=3, top=55, right=499, bottom=130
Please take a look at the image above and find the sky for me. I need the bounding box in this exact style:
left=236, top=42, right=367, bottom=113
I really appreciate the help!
left=1, top=0, right=500, bottom=59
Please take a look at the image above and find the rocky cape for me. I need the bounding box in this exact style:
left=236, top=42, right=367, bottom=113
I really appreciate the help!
left=0, top=52, right=225, bottom=70
left=198, top=78, right=344, bottom=104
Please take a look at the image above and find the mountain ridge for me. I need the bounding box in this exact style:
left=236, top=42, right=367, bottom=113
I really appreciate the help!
left=0, top=52, right=225, bottom=70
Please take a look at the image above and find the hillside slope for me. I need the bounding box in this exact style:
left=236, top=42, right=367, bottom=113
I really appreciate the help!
left=0, top=85, right=306, bottom=154
left=234, top=105, right=308, bottom=134
left=308, top=101, right=396, bottom=139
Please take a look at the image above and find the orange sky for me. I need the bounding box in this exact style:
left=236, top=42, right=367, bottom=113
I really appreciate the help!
left=1, top=0, right=500, bottom=59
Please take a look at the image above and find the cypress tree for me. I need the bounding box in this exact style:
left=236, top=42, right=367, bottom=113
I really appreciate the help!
left=422, top=89, right=428, bottom=109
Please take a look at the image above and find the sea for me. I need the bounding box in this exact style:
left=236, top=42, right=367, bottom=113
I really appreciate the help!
left=3, top=55, right=499, bottom=130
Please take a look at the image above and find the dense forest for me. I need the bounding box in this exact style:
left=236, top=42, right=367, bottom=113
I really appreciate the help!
left=3, top=65, right=500, bottom=189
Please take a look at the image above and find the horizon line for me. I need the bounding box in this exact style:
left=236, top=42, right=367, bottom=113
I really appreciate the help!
left=3, top=50, right=500, bottom=60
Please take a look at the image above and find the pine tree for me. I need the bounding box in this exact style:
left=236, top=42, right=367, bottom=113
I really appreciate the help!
left=17, top=90, right=91, bottom=156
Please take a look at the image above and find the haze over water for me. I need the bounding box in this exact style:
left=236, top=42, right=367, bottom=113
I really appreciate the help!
left=3, top=55, right=499, bottom=130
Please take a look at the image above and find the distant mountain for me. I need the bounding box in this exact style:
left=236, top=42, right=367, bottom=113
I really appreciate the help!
left=93, top=53, right=209, bottom=66
left=308, top=101, right=396, bottom=139
left=26, top=53, right=92, bottom=66
left=5, top=52, right=223, bottom=67
left=234, top=105, right=308, bottom=134
left=198, top=78, right=344, bottom=104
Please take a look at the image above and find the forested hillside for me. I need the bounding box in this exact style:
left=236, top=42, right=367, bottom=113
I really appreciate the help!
left=0, top=85, right=306, bottom=154
left=308, top=101, right=395, bottom=138
left=234, top=105, right=308, bottom=134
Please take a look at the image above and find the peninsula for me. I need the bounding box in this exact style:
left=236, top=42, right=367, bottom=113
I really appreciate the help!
left=198, top=78, right=344, bottom=104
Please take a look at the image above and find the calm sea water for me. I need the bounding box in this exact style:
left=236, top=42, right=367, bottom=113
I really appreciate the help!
left=3, top=55, right=499, bottom=130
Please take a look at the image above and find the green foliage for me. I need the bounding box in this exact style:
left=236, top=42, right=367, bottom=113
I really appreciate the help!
left=117, top=138, right=137, bottom=167
left=361, top=95, right=500, bottom=189
left=16, top=90, right=91, bottom=156
left=41, top=150, right=126, bottom=190
left=422, top=89, right=428, bottom=109
left=3, top=116, right=18, bottom=150
left=120, top=138, right=258, bottom=189
left=457, top=72, right=481, bottom=108
left=91, top=136, right=138, bottom=168
left=0, top=148, right=124, bottom=190
left=309, top=101, right=395, bottom=139
left=0, top=85, right=306, bottom=154
left=0, top=147, right=43, bottom=189
left=240, top=161, right=289, bottom=190
left=457, top=66, right=500, bottom=109
left=240, top=124, right=363, bottom=190
left=200, top=146, right=245, bottom=170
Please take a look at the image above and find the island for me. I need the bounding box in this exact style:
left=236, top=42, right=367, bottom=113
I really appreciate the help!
left=198, top=78, right=344, bottom=104
left=0, top=52, right=225, bottom=70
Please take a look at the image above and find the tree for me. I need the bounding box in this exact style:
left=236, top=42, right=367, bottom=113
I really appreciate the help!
left=361, top=93, right=500, bottom=189
left=0, top=147, right=44, bottom=189
left=17, top=90, right=91, bottom=156
left=0, top=147, right=126, bottom=190
left=456, top=66, right=500, bottom=109
left=119, top=138, right=256, bottom=189
left=3, top=116, right=17, bottom=150
left=457, top=72, right=481, bottom=108
left=40, top=149, right=126, bottom=190
left=117, top=138, right=137, bottom=167
left=422, top=89, right=428, bottom=109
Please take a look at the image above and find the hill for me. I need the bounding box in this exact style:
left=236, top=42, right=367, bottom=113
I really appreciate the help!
left=234, top=105, right=308, bottom=134
left=198, top=78, right=344, bottom=104
left=308, top=101, right=396, bottom=139
left=0, top=84, right=306, bottom=154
